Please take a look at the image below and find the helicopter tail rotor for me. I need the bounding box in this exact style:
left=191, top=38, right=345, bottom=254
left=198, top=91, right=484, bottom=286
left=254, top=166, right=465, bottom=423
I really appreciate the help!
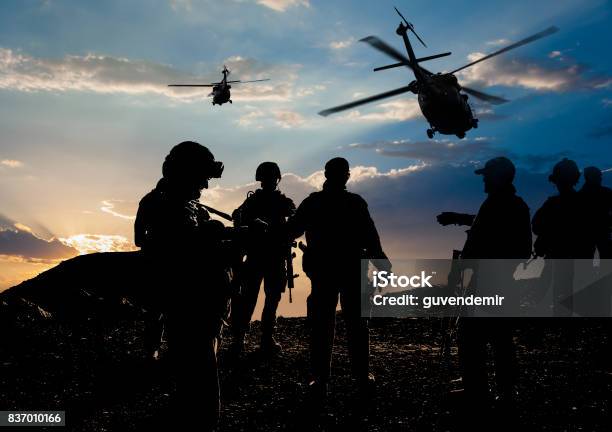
left=394, top=7, right=427, bottom=48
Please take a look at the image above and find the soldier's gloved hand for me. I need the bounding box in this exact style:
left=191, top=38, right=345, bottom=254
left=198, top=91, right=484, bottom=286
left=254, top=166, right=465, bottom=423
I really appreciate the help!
left=437, top=212, right=460, bottom=226
left=252, top=218, right=269, bottom=233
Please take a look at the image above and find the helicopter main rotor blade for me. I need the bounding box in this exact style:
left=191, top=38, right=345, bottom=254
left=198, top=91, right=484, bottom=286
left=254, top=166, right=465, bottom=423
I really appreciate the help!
left=449, top=26, right=559, bottom=74
left=318, top=85, right=413, bottom=117
left=229, top=79, right=271, bottom=84
left=168, top=84, right=215, bottom=87
left=361, top=36, right=411, bottom=66
left=462, top=86, right=509, bottom=105
left=361, top=36, right=433, bottom=75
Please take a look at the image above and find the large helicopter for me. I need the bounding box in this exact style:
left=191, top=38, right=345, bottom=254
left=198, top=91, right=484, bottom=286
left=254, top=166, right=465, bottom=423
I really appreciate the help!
left=168, top=66, right=270, bottom=106
left=319, top=8, right=558, bottom=139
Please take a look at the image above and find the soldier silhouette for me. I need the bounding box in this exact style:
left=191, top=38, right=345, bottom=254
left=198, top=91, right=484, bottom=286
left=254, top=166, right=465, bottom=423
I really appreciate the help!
left=532, top=158, right=594, bottom=260
left=532, top=158, right=594, bottom=316
left=230, top=162, right=296, bottom=354
left=135, top=141, right=229, bottom=430
left=288, top=157, right=390, bottom=403
left=437, top=156, right=532, bottom=414
left=579, top=166, right=612, bottom=259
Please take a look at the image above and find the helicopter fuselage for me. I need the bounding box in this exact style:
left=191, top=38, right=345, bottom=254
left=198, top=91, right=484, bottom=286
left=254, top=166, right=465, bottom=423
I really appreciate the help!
left=416, top=74, right=476, bottom=138
left=212, top=84, right=231, bottom=105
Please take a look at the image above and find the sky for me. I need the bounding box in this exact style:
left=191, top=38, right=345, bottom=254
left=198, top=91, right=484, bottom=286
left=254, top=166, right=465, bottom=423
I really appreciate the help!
left=1, top=0, right=611, bottom=315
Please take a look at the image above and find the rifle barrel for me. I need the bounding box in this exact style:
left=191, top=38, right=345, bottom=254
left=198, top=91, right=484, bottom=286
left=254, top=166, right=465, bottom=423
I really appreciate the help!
left=203, top=204, right=233, bottom=222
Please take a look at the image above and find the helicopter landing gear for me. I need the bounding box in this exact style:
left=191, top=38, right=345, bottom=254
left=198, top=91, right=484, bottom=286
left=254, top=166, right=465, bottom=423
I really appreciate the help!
left=472, top=118, right=479, bottom=129
left=426, top=128, right=434, bottom=139
left=456, top=132, right=466, bottom=139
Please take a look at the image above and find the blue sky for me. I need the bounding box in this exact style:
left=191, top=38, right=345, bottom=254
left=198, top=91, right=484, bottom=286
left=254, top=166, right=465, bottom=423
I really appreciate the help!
left=1, top=0, right=612, bottom=301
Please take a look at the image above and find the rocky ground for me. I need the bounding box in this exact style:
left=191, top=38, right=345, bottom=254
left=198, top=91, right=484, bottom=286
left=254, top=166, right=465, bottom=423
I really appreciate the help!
left=1, top=299, right=610, bottom=431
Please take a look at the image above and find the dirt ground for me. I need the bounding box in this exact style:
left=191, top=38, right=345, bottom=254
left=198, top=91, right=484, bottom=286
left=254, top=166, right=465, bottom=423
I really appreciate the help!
left=1, top=302, right=610, bottom=431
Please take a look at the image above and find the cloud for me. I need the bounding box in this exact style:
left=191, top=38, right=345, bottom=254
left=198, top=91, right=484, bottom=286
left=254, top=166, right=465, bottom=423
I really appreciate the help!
left=458, top=52, right=612, bottom=92
left=0, top=223, right=78, bottom=263
left=486, top=38, right=511, bottom=47
left=201, top=162, right=554, bottom=260
left=0, top=48, right=299, bottom=102
left=1, top=159, right=23, bottom=168
left=329, top=38, right=355, bottom=50
left=169, top=0, right=309, bottom=13
left=237, top=109, right=265, bottom=128
left=59, top=234, right=136, bottom=254
left=255, top=0, right=310, bottom=12
left=100, top=200, right=137, bottom=220
left=222, top=56, right=300, bottom=102
left=170, top=0, right=193, bottom=11
left=274, top=110, right=306, bottom=128
left=335, top=98, right=422, bottom=123
left=548, top=50, right=562, bottom=59
left=348, top=138, right=572, bottom=171
left=295, top=84, right=325, bottom=97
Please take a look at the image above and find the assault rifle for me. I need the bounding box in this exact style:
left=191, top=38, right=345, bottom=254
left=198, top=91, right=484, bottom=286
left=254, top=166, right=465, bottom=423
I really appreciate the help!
left=287, top=241, right=298, bottom=303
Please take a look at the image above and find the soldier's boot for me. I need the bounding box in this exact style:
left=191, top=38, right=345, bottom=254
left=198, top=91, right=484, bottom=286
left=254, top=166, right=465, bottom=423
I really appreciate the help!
left=259, top=322, right=282, bottom=354
left=306, top=379, right=328, bottom=411
left=229, top=334, right=245, bottom=359
left=260, top=295, right=282, bottom=354
left=358, top=373, right=376, bottom=395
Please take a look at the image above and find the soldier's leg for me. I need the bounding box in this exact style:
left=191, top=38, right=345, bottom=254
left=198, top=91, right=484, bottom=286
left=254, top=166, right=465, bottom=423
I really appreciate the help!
left=308, top=276, right=339, bottom=385
left=198, top=333, right=221, bottom=429
left=143, top=311, right=164, bottom=360
left=491, top=319, right=517, bottom=402
left=458, top=318, right=489, bottom=401
left=166, top=311, right=222, bottom=431
left=231, top=261, right=264, bottom=345
left=339, top=284, right=370, bottom=383
left=261, top=262, right=286, bottom=345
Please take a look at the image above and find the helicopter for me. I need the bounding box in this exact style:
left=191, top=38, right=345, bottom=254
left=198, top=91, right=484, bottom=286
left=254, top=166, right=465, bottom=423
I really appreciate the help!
left=319, top=8, right=558, bottom=139
left=168, top=66, right=270, bottom=106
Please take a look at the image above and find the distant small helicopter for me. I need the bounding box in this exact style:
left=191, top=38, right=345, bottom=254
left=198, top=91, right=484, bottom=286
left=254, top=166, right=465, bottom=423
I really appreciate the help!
left=168, top=66, right=270, bottom=106
left=319, top=8, right=558, bottom=139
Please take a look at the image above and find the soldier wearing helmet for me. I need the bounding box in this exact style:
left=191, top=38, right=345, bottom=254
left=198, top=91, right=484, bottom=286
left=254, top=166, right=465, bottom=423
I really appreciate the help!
left=230, top=161, right=296, bottom=354
left=532, top=158, right=594, bottom=259
left=532, top=159, right=595, bottom=319
left=134, top=141, right=229, bottom=430
left=437, top=156, right=532, bottom=414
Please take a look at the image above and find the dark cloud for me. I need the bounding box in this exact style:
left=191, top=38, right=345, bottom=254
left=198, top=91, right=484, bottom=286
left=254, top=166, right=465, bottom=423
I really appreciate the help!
left=458, top=53, right=612, bottom=93
left=349, top=139, right=570, bottom=172
left=0, top=215, right=78, bottom=262
left=588, top=122, right=612, bottom=139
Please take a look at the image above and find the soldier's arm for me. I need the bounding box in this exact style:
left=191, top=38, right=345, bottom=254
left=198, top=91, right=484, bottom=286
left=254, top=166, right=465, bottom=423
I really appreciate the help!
left=285, top=196, right=297, bottom=219
left=509, top=201, right=533, bottom=258
left=134, top=198, right=149, bottom=248
left=531, top=199, right=550, bottom=236
left=521, top=204, right=533, bottom=258
left=232, top=195, right=253, bottom=227
left=436, top=212, right=476, bottom=227
left=360, top=199, right=391, bottom=271
left=286, top=198, right=308, bottom=240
